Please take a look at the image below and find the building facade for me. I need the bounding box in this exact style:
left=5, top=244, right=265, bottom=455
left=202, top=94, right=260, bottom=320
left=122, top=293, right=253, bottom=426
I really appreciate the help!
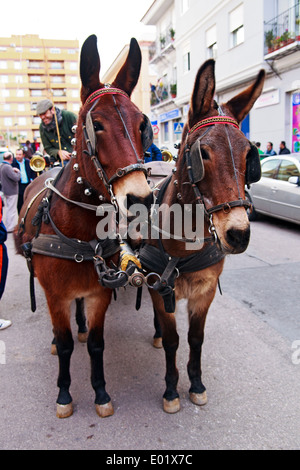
left=101, top=40, right=156, bottom=117
left=142, top=0, right=300, bottom=155
left=0, top=35, right=80, bottom=148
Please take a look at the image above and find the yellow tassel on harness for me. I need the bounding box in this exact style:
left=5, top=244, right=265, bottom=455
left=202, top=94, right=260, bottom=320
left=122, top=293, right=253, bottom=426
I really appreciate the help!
left=119, top=242, right=142, bottom=271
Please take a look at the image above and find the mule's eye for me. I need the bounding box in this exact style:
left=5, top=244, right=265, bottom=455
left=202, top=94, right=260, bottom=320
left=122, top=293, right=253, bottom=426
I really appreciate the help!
left=201, top=148, right=210, bottom=160
left=94, top=121, right=104, bottom=132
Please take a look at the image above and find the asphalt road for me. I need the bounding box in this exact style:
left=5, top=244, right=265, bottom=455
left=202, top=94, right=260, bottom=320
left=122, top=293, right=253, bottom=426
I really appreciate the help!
left=0, top=216, right=299, bottom=451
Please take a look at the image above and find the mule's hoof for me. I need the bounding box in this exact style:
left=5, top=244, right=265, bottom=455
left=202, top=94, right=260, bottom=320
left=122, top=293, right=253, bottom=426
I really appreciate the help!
left=78, top=332, right=88, bottom=343
left=153, top=337, right=163, bottom=349
left=95, top=401, right=114, bottom=418
left=56, top=402, right=73, bottom=419
left=189, top=391, right=207, bottom=406
left=163, top=397, right=180, bottom=414
left=51, top=344, right=57, bottom=355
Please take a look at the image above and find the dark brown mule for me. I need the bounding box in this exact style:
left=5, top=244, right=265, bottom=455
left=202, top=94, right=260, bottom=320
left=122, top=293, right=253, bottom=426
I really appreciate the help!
left=140, top=59, right=265, bottom=413
left=14, top=35, right=153, bottom=418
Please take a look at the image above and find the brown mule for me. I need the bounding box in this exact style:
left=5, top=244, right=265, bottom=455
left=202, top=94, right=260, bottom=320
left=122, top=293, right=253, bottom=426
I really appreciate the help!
left=140, top=59, right=265, bottom=413
left=14, top=35, right=153, bottom=418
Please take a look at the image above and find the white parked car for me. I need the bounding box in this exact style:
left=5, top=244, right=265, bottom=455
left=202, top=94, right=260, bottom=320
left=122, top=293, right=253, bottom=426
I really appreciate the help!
left=245, top=154, right=300, bottom=225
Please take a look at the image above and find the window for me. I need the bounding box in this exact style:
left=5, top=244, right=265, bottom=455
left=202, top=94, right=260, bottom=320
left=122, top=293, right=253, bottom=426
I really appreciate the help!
left=70, top=76, right=78, bottom=84
left=30, top=90, right=42, bottom=97
left=14, top=61, right=22, bottom=69
left=50, top=48, right=61, bottom=54
left=32, top=116, right=40, bottom=125
left=30, top=48, right=40, bottom=53
left=0, top=61, right=7, bottom=69
left=229, top=4, right=244, bottom=47
left=183, top=51, right=190, bottom=73
left=163, top=121, right=169, bottom=142
left=50, top=61, right=63, bottom=69
left=53, top=89, right=66, bottom=97
left=18, top=104, right=25, bottom=112
left=1, top=75, right=8, bottom=84
left=15, top=75, right=23, bottom=84
left=51, top=76, right=64, bottom=83
left=206, top=25, right=217, bottom=59
left=69, top=62, right=78, bottom=70
left=71, top=89, right=79, bottom=97
left=261, top=159, right=280, bottom=178
left=181, top=0, right=189, bottom=14
left=16, top=89, right=24, bottom=97
left=277, top=160, right=300, bottom=181
left=28, top=61, right=42, bottom=69
left=4, top=117, right=12, bottom=126
left=3, top=104, right=10, bottom=111
left=18, top=117, right=27, bottom=126
left=29, top=75, right=42, bottom=83
left=2, top=89, right=10, bottom=98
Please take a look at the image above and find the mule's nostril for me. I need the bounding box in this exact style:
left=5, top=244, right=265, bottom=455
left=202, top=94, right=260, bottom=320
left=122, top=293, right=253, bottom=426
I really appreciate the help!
left=126, top=192, right=153, bottom=212
left=226, top=226, right=250, bottom=250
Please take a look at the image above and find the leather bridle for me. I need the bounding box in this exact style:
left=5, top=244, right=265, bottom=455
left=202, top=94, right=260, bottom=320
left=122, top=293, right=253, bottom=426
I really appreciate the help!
left=82, top=86, right=148, bottom=209
left=183, top=111, right=252, bottom=241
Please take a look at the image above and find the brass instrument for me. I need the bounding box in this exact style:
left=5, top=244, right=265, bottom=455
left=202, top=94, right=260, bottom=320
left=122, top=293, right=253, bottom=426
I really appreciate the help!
left=161, top=149, right=173, bottom=162
left=30, top=154, right=46, bottom=175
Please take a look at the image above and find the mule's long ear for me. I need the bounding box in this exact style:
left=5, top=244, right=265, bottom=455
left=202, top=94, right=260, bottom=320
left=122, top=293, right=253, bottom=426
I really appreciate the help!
left=225, top=69, right=265, bottom=123
left=112, top=38, right=141, bottom=97
left=80, top=35, right=101, bottom=104
left=189, top=59, right=215, bottom=125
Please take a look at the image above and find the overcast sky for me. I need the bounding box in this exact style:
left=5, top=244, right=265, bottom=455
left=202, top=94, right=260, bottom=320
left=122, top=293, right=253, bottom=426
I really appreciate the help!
left=2, top=0, right=155, bottom=75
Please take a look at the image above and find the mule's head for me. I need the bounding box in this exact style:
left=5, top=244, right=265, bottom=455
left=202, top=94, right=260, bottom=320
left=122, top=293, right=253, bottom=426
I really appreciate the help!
left=76, top=35, right=153, bottom=216
left=181, top=60, right=265, bottom=254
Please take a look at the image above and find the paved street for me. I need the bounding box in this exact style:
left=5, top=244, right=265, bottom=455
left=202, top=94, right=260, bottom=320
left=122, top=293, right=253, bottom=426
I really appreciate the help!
left=0, top=217, right=299, bottom=450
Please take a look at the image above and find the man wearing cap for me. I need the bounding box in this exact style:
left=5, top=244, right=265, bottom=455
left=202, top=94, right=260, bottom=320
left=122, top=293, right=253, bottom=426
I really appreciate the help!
left=36, top=99, right=77, bottom=165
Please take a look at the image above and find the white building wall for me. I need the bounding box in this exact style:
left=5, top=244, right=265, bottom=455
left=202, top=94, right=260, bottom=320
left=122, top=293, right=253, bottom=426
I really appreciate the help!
left=143, top=0, right=300, bottom=155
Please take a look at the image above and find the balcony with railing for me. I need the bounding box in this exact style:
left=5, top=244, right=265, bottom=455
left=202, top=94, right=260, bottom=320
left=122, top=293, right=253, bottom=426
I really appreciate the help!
left=150, top=80, right=177, bottom=107
left=149, top=26, right=175, bottom=63
left=264, top=3, right=300, bottom=58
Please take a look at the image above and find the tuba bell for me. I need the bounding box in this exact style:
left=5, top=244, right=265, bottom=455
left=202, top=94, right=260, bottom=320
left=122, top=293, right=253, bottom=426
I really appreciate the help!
left=30, top=153, right=46, bottom=174
left=161, top=149, right=174, bottom=162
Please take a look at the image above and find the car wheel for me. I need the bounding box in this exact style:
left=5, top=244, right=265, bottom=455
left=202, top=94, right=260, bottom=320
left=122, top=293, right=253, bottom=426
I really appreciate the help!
left=245, top=191, right=258, bottom=221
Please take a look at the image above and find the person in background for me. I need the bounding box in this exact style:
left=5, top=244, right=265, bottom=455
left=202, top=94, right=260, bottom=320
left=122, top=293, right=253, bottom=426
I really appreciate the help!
left=255, top=142, right=264, bottom=155
left=36, top=99, right=77, bottom=166
left=279, top=141, right=291, bottom=154
left=23, top=140, right=34, bottom=160
left=31, top=137, right=40, bottom=154
left=144, top=143, right=163, bottom=163
left=0, top=196, right=11, bottom=330
left=265, top=142, right=277, bottom=155
left=12, top=148, right=36, bottom=213
left=0, top=152, right=20, bottom=232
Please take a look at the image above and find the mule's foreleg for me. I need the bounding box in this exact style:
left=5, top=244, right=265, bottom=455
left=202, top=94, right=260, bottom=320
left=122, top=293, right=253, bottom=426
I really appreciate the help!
left=50, top=297, right=87, bottom=355
left=187, top=312, right=208, bottom=406
left=75, top=297, right=88, bottom=343
left=150, top=291, right=180, bottom=413
left=86, top=292, right=114, bottom=418
left=55, top=328, right=74, bottom=418
left=153, top=307, right=163, bottom=349
left=48, top=300, right=74, bottom=418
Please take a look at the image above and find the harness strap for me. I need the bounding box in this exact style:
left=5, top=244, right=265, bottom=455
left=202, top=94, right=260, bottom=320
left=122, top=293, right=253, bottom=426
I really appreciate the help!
left=44, top=178, right=99, bottom=212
